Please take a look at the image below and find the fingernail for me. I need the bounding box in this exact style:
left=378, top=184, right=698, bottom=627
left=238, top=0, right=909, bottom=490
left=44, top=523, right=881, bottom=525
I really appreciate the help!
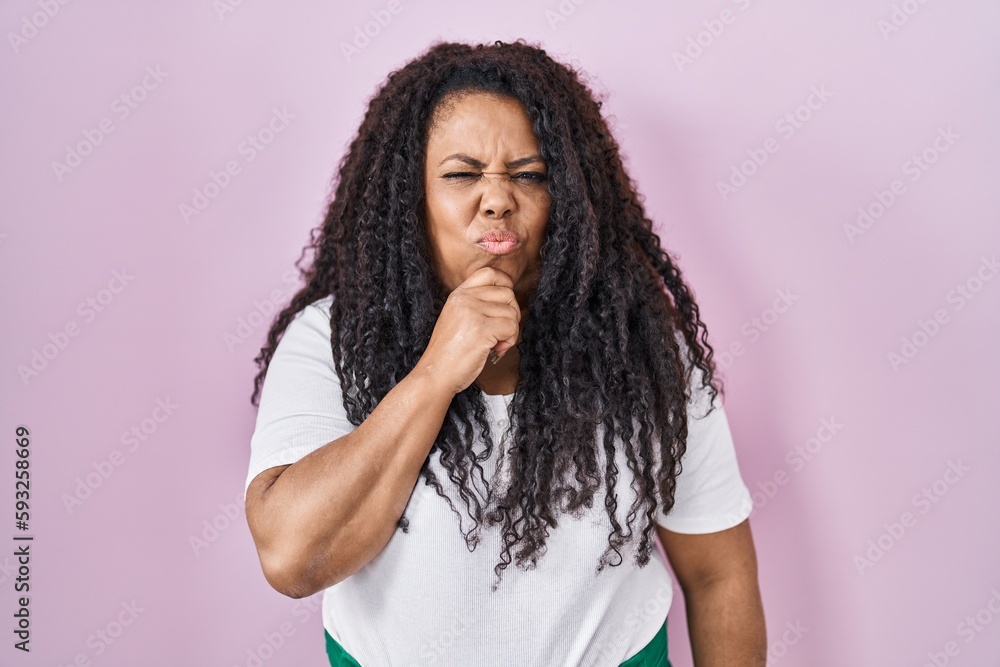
left=489, top=351, right=501, bottom=365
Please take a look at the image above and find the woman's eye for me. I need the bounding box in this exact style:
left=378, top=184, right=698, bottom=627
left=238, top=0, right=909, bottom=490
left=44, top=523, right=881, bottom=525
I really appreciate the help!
left=515, top=172, right=547, bottom=182
left=442, top=172, right=547, bottom=182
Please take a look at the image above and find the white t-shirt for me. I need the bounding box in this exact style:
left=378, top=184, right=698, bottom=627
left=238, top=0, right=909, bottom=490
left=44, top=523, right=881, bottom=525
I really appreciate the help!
left=244, top=295, right=754, bottom=667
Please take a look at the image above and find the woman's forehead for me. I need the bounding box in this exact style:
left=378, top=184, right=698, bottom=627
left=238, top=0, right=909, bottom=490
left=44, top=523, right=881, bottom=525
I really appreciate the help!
left=426, top=93, right=540, bottom=162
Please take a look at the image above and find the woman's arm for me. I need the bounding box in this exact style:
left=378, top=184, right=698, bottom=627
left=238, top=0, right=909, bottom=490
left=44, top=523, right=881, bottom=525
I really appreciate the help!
left=245, top=366, right=455, bottom=599
left=657, top=519, right=767, bottom=666
left=246, top=267, right=520, bottom=599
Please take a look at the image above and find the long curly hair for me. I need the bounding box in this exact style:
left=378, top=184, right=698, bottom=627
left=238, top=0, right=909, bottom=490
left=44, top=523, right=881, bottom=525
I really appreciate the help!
left=250, top=38, right=723, bottom=589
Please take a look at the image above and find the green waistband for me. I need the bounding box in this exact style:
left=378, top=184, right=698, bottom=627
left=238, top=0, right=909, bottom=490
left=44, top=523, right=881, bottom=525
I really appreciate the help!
left=324, top=617, right=671, bottom=667
left=325, top=629, right=362, bottom=667
left=620, top=618, right=671, bottom=667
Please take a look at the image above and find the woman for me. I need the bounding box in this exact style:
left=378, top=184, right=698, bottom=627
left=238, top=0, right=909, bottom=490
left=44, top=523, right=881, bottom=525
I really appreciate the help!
left=244, top=39, right=766, bottom=666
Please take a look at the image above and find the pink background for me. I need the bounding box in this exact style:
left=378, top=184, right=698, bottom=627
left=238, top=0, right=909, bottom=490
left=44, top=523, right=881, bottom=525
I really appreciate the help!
left=2, top=1, right=998, bottom=665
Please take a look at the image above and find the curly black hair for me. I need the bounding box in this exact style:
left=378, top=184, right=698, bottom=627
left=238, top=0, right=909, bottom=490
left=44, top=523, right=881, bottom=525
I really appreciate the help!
left=250, top=38, right=724, bottom=590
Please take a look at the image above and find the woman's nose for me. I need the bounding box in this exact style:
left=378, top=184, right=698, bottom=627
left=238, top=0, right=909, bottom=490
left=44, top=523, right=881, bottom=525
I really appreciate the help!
left=480, top=172, right=515, bottom=218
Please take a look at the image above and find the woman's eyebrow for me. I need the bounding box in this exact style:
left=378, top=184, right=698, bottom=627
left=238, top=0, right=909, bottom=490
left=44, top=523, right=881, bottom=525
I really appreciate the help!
left=438, top=153, right=545, bottom=169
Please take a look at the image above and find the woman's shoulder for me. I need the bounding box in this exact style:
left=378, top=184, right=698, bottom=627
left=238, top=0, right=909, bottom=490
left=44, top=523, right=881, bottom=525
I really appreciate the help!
left=304, top=293, right=334, bottom=316
left=287, top=294, right=334, bottom=329
left=277, top=294, right=335, bottom=350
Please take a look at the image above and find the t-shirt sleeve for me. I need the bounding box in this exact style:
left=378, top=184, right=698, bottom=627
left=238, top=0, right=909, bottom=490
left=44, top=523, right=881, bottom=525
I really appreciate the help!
left=243, top=297, right=356, bottom=501
left=654, top=361, right=754, bottom=534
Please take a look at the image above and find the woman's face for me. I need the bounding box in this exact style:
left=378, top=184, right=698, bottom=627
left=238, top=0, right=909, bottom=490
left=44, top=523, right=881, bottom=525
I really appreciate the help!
left=423, top=91, right=551, bottom=307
